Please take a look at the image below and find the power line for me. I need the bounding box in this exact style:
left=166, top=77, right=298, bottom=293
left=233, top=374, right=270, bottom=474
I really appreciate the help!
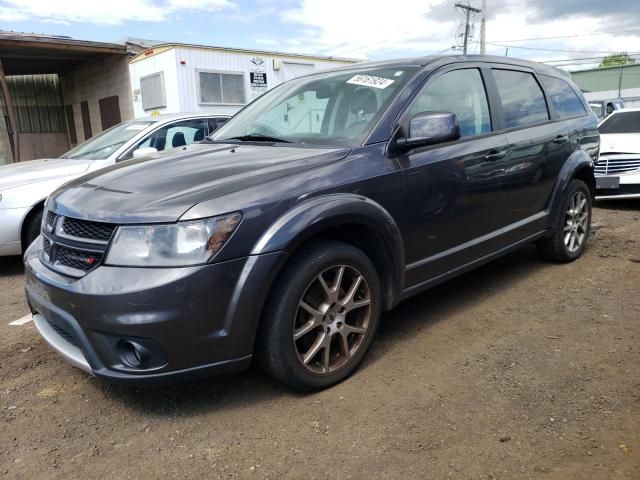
left=490, top=28, right=640, bottom=43
left=484, top=42, right=640, bottom=55
left=542, top=56, right=640, bottom=67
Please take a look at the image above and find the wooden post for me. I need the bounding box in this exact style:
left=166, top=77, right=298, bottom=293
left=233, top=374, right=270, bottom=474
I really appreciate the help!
left=0, top=58, right=20, bottom=163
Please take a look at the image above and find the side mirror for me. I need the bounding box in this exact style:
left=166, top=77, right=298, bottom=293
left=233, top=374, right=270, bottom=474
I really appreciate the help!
left=396, top=112, right=460, bottom=151
left=132, top=147, right=158, bottom=159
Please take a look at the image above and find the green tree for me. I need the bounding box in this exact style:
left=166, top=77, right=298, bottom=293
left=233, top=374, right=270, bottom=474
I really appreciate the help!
left=599, top=52, right=636, bottom=68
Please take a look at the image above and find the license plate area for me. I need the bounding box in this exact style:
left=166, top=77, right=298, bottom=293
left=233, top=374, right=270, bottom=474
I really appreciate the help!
left=596, top=176, right=620, bottom=190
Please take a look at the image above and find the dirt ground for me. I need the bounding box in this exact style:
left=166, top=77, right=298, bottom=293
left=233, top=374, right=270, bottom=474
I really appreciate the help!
left=0, top=202, right=639, bottom=479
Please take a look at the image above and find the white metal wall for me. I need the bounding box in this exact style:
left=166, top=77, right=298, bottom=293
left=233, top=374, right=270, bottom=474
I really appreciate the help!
left=129, top=49, right=180, bottom=117
left=129, top=46, right=354, bottom=118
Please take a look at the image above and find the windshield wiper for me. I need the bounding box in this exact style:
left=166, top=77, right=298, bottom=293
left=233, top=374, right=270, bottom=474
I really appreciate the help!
left=223, top=134, right=291, bottom=143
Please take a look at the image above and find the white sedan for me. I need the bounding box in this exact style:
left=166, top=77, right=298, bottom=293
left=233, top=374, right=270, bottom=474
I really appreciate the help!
left=595, top=108, right=640, bottom=200
left=0, top=113, right=229, bottom=256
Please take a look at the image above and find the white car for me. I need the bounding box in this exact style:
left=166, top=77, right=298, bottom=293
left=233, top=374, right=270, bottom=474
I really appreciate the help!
left=595, top=107, right=640, bottom=200
left=0, top=113, right=229, bottom=256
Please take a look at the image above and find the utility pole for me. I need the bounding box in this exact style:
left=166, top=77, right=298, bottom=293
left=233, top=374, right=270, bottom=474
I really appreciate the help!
left=455, top=3, right=482, bottom=55
left=480, top=0, right=486, bottom=55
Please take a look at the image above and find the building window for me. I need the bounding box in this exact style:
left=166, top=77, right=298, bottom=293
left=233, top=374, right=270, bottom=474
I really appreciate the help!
left=140, top=72, right=166, bottom=110
left=198, top=71, right=245, bottom=105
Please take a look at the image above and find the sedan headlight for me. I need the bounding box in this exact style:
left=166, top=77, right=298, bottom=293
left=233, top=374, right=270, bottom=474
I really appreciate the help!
left=105, top=212, right=242, bottom=267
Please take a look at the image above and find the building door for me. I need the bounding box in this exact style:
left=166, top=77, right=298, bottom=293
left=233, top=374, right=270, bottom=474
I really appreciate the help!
left=99, top=95, right=121, bottom=131
left=80, top=100, right=92, bottom=140
left=65, top=105, right=77, bottom=145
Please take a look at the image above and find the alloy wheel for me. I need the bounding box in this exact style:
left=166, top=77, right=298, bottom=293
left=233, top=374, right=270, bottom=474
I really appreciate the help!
left=293, top=265, right=372, bottom=375
left=564, top=190, right=589, bottom=253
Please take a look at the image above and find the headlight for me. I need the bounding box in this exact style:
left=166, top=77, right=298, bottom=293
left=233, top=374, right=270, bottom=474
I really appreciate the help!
left=105, top=212, right=242, bottom=267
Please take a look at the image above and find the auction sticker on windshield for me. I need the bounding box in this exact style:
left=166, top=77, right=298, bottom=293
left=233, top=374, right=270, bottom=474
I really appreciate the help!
left=347, top=75, right=395, bottom=89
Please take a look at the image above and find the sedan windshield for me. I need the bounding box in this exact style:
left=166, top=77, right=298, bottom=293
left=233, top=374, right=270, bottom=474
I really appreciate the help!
left=599, top=111, right=640, bottom=134
left=61, top=120, right=156, bottom=160
left=211, top=66, right=418, bottom=147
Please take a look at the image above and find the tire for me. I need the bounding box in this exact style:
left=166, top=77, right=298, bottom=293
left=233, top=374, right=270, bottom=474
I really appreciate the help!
left=537, top=179, right=591, bottom=263
left=255, top=240, right=382, bottom=391
left=23, top=208, right=43, bottom=252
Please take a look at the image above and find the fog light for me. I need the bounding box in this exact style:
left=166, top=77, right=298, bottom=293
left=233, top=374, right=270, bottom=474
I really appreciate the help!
left=119, top=340, right=150, bottom=368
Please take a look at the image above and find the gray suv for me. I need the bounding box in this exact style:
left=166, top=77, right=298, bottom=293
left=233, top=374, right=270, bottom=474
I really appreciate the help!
left=24, top=56, right=599, bottom=390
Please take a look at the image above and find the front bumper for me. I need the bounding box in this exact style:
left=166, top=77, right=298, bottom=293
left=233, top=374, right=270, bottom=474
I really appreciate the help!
left=595, top=165, right=640, bottom=200
left=0, top=206, right=28, bottom=256
left=24, top=239, right=287, bottom=384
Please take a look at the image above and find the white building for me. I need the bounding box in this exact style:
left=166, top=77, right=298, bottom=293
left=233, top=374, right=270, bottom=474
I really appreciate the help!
left=128, top=43, right=357, bottom=118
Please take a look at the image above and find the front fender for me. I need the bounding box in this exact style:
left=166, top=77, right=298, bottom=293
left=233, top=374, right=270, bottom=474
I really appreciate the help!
left=251, top=193, right=405, bottom=308
left=547, top=149, right=595, bottom=230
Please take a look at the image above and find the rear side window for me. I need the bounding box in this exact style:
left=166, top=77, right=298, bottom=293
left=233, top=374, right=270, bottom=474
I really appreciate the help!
left=407, top=69, right=491, bottom=138
left=493, top=69, right=549, bottom=128
left=599, top=111, right=640, bottom=134
left=540, top=75, right=587, bottom=119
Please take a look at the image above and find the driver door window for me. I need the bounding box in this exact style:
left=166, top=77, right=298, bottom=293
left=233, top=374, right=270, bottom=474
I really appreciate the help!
left=408, top=69, right=491, bottom=138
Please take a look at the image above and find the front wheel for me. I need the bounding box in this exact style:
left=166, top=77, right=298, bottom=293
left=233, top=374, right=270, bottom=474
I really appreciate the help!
left=537, top=179, right=592, bottom=262
left=256, top=240, right=381, bottom=391
left=23, top=208, right=43, bottom=252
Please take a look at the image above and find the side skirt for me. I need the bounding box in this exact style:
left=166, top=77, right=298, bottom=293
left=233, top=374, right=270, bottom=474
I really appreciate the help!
left=399, top=230, right=547, bottom=301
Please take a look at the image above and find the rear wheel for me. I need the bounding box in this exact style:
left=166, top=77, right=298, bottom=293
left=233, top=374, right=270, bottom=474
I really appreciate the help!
left=256, top=240, right=381, bottom=391
left=537, top=179, right=591, bottom=262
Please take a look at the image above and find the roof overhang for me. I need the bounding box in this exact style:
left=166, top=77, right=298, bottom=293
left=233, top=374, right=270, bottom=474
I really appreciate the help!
left=0, top=32, right=127, bottom=75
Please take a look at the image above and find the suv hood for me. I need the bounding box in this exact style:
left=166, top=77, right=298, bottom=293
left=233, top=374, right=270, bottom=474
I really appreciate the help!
left=599, top=134, right=640, bottom=155
left=0, top=158, right=93, bottom=191
left=50, top=142, right=350, bottom=223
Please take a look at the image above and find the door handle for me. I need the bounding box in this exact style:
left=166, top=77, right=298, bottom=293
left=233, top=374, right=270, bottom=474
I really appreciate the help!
left=553, top=135, right=569, bottom=144
left=485, top=150, right=507, bottom=161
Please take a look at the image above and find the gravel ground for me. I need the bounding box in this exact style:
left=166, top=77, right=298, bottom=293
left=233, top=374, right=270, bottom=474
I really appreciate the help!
left=0, top=203, right=639, bottom=479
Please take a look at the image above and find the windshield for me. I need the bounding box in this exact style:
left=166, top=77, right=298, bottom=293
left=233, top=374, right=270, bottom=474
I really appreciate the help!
left=211, top=66, right=418, bottom=147
left=599, top=111, right=640, bottom=134
left=590, top=103, right=603, bottom=119
left=61, top=120, right=156, bottom=159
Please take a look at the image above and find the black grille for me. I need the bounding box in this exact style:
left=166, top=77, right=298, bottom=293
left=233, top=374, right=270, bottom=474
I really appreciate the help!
left=62, top=217, right=116, bottom=242
left=45, top=211, right=57, bottom=231
left=56, top=246, right=102, bottom=271
left=41, top=212, right=116, bottom=276
left=46, top=319, right=80, bottom=348
left=42, top=238, right=51, bottom=257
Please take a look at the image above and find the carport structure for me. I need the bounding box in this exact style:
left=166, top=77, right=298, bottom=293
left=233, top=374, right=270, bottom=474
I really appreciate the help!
left=0, top=32, right=130, bottom=163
